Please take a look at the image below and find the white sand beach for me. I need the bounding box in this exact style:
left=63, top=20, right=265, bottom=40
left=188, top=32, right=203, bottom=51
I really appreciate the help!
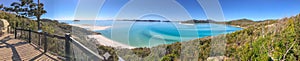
left=70, top=24, right=135, bottom=49
left=87, top=35, right=135, bottom=49
left=70, top=24, right=111, bottom=31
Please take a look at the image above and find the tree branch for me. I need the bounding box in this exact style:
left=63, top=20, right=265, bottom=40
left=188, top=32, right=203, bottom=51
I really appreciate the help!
left=282, top=40, right=296, bottom=61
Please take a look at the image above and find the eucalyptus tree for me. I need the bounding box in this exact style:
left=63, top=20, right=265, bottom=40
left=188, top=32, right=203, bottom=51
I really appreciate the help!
left=25, top=0, right=47, bottom=30
left=23, top=0, right=47, bottom=46
left=5, top=0, right=46, bottom=19
left=6, top=0, right=46, bottom=28
left=19, top=0, right=34, bottom=17
left=10, top=2, right=22, bottom=17
left=0, top=4, right=3, bottom=10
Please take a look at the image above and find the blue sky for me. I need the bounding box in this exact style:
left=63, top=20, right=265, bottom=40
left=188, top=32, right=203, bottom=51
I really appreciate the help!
left=1, top=0, right=300, bottom=21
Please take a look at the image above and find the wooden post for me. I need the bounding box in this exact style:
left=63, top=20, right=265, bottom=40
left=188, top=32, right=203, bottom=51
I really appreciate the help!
left=7, top=26, right=9, bottom=34
left=65, top=33, right=71, bottom=61
left=37, top=0, right=41, bottom=49
left=8, top=26, right=11, bottom=34
left=38, top=33, right=41, bottom=47
left=44, top=32, right=47, bottom=53
left=37, top=0, right=41, bottom=31
left=28, top=29, right=31, bottom=43
left=21, top=26, right=23, bottom=38
left=14, top=28, right=16, bottom=39
left=14, top=22, right=18, bottom=39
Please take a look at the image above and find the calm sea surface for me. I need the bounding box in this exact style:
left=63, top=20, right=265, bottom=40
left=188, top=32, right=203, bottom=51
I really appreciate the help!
left=59, top=20, right=242, bottom=47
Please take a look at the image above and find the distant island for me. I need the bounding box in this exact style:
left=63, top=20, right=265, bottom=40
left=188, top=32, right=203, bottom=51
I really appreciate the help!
left=74, top=20, right=80, bottom=22
left=180, top=19, right=216, bottom=23
left=119, top=19, right=171, bottom=22
left=117, top=19, right=219, bottom=23
left=118, top=19, right=216, bottom=23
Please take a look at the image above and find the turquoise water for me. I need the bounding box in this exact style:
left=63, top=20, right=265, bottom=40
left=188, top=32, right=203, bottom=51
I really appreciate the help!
left=60, top=20, right=242, bottom=47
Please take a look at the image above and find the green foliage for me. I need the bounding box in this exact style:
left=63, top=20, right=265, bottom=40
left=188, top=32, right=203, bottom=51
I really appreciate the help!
left=160, top=54, right=177, bottom=61
left=3, top=0, right=47, bottom=18
left=132, top=48, right=151, bottom=58
left=0, top=4, right=3, bottom=10
left=165, top=42, right=181, bottom=56
left=225, top=15, right=299, bottom=61
left=97, top=45, right=118, bottom=61
left=197, top=38, right=211, bottom=60
left=159, top=42, right=181, bottom=61
left=238, top=36, right=272, bottom=61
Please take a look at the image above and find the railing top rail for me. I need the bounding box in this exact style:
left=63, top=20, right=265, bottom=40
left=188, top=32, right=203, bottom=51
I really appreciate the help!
left=70, top=37, right=104, bottom=60
left=15, top=28, right=65, bottom=39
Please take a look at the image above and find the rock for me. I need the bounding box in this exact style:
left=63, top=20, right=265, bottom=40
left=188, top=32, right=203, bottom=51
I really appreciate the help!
left=207, top=56, right=225, bottom=61
left=0, top=19, right=9, bottom=33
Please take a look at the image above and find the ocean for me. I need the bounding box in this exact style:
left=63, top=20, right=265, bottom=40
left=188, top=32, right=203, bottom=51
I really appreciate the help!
left=59, top=20, right=242, bottom=47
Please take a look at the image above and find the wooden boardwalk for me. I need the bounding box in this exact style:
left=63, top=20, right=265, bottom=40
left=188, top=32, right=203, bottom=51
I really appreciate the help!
left=0, top=34, right=60, bottom=61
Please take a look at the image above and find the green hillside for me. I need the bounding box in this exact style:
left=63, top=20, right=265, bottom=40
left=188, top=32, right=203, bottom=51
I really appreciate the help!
left=225, top=16, right=299, bottom=61
left=159, top=14, right=300, bottom=61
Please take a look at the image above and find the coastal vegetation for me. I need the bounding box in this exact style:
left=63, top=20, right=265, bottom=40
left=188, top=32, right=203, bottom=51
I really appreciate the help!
left=162, top=15, right=299, bottom=61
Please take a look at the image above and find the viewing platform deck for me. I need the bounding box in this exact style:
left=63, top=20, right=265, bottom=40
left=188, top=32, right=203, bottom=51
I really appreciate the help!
left=0, top=34, right=59, bottom=61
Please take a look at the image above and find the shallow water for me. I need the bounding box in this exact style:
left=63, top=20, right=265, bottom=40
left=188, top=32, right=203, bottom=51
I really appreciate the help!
left=60, top=20, right=242, bottom=47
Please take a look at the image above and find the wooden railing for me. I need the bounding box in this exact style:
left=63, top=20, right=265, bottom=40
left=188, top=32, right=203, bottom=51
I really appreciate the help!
left=11, top=23, right=104, bottom=61
left=14, top=28, right=65, bottom=52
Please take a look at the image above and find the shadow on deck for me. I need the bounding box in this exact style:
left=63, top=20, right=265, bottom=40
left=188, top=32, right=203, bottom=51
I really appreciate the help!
left=0, top=34, right=60, bottom=61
